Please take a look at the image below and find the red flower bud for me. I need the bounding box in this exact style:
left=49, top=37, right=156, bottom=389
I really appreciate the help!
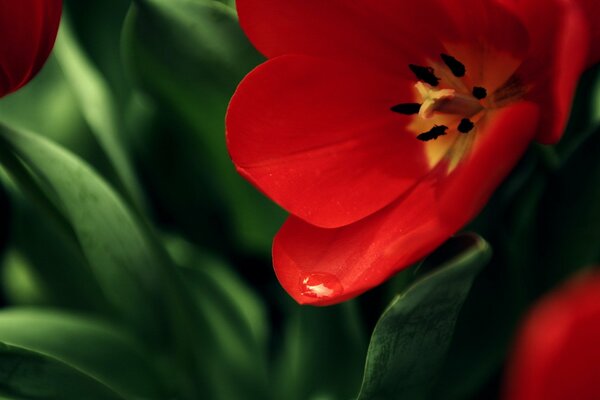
left=505, top=270, right=600, bottom=400
left=0, top=0, right=62, bottom=98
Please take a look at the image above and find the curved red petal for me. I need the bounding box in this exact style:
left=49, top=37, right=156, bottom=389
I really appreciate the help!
left=572, top=0, right=600, bottom=66
left=501, top=0, right=589, bottom=144
left=273, top=102, right=539, bottom=305
left=0, top=0, right=62, bottom=97
left=439, top=0, right=529, bottom=58
left=236, top=0, right=460, bottom=74
left=227, top=55, right=430, bottom=229
left=505, top=271, right=600, bottom=400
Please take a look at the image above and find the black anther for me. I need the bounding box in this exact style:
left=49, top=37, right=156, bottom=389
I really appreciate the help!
left=458, top=118, right=475, bottom=133
left=409, top=64, right=440, bottom=86
left=472, top=86, right=488, bottom=99
left=417, top=125, right=448, bottom=141
left=441, top=54, right=466, bottom=77
left=391, top=103, right=421, bottom=115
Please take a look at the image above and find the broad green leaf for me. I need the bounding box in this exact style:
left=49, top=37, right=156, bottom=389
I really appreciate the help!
left=0, top=125, right=206, bottom=379
left=0, top=342, right=123, bottom=400
left=63, top=0, right=133, bottom=105
left=273, top=302, right=367, bottom=400
left=0, top=127, right=163, bottom=337
left=0, top=309, right=163, bottom=399
left=54, top=14, right=145, bottom=210
left=357, top=234, right=490, bottom=400
left=0, top=125, right=223, bottom=398
left=166, top=238, right=270, bottom=400
left=123, top=0, right=285, bottom=253
left=1, top=184, right=108, bottom=313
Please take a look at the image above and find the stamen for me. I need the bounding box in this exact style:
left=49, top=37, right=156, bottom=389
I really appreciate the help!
left=409, top=64, right=440, bottom=86
left=417, top=125, right=448, bottom=141
left=458, top=118, right=475, bottom=133
left=390, top=103, right=421, bottom=115
left=472, top=87, right=487, bottom=100
left=441, top=54, right=466, bottom=77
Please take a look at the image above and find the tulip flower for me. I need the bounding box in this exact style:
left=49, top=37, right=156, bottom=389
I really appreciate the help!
left=505, top=270, right=600, bottom=400
left=0, top=0, right=62, bottom=98
left=226, top=0, right=595, bottom=305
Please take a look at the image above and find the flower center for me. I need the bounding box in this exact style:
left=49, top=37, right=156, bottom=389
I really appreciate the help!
left=390, top=50, right=525, bottom=171
left=414, top=82, right=483, bottom=120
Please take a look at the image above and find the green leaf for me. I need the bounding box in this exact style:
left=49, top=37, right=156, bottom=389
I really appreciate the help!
left=0, top=127, right=165, bottom=338
left=0, top=309, right=164, bottom=399
left=166, top=238, right=270, bottom=400
left=357, top=234, right=491, bottom=400
left=273, top=302, right=367, bottom=400
left=0, top=126, right=207, bottom=386
left=1, top=184, right=108, bottom=312
left=0, top=57, right=89, bottom=150
left=1, top=251, right=49, bottom=307
left=0, top=125, right=216, bottom=398
left=0, top=342, right=124, bottom=400
left=54, top=13, right=145, bottom=210
left=123, top=0, right=285, bottom=253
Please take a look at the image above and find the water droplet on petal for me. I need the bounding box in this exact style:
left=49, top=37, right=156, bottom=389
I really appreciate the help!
left=299, top=273, right=344, bottom=299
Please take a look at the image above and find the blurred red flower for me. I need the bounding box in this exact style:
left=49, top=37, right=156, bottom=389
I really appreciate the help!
left=505, top=270, right=600, bottom=400
left=226, top=0, right=595, bottom=305
left=0, top=0, right=62, bottom=98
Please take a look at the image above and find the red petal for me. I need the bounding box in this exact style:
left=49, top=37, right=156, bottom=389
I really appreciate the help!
left=505, top=271, right=600, bottom=400
left=227, top=55, right=431, bottom=229
left=501, top=0, right=589, bottom=144
left=273, top=102, right=539, bottom=305
left=572, top=0, right=600, bottom=66
left=0, top=0, right=62, bottom=97
left=438, top=0, right=529, bottom=59
left=236, top=0, right=461, bottom=74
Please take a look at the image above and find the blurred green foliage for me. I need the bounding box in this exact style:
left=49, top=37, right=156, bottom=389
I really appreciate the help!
left=0, top=1, right=597, bottom=399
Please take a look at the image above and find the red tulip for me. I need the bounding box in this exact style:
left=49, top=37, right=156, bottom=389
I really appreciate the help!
left=0, top=0, right=62, bottom=98
left=581, top=1, right=600, bottom=66
left=226, top=0, right=594, bottom=305
left=505, top=270, right=600, bottom=400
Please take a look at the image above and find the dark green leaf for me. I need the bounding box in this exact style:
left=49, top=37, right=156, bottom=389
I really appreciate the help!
left=166, top=238, right=270, bottom=400
left=2, top=186, right=108, bottom=312
left=54, top=14, right=145, bottom=210
left=123, top=0, right=285, bottom=253
left=0, top=57, right=90, bottom=152
left=357, top=234, right=491, bottom=400
left=0, top=127, right=165, bottom=338
left=0, top=127, right=205, bottom=396
left=274, top=302, right=367, bottom=400
left=0, top=309, right=164, bottom=399
left=0, top=342, right=124, bottom=400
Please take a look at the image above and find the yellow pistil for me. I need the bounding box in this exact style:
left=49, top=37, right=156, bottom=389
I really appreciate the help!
left=415, top=82, right=484, bottom=119
left=415, top=82, right=456, bottom=119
